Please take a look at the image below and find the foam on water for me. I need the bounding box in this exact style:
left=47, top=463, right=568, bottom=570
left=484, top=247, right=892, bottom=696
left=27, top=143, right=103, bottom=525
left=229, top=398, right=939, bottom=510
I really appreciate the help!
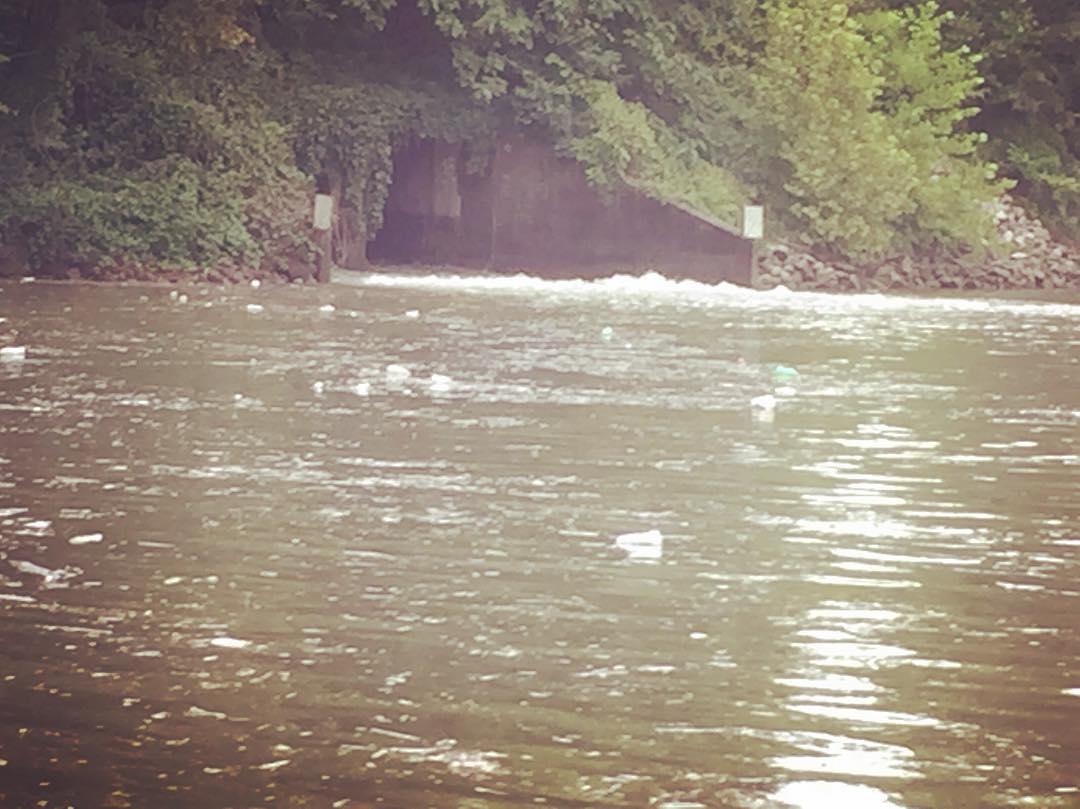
left=347, top=269, right=1080, bottom=317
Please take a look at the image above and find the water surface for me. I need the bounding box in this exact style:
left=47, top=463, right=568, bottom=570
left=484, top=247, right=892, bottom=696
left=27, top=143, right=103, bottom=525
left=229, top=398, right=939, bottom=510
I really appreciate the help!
left=1, top=273, right=1078, bottom=808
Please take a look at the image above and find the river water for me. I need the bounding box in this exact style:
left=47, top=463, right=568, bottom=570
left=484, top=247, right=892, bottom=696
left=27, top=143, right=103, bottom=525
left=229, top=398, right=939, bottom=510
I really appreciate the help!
left=0, top=272, right=1078, bottom=809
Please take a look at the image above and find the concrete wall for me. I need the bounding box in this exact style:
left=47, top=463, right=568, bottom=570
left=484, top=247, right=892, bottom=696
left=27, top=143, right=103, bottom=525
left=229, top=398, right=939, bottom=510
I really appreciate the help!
left=369, top=136, right=752, bottom=286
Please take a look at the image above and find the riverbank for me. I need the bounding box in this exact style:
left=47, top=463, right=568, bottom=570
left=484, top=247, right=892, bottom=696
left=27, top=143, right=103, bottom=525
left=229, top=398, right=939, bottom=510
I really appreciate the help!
left=3, top=199, right=1077, bottom=295
left=755, top=196, right=1080, bottom=292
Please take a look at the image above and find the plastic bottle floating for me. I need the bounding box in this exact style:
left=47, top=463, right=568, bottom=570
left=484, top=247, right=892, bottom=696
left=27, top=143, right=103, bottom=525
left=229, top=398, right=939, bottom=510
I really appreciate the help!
left=1, top=346, right=27, bottom=361
left=614, top=529, right=664, bottom=560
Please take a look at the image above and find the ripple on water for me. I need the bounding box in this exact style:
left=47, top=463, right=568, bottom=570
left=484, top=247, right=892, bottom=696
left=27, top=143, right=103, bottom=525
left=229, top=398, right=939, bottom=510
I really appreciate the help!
left=0, top=276, right=1077, bottom=808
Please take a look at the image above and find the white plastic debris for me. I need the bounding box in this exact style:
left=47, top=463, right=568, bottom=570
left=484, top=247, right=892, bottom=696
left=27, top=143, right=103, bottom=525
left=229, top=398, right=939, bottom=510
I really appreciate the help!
left=178, top=294, right=189, bottom=304
left=614, top=529, right=664, bottom=560
left=428, top=373, right=453, bottom=393
left=8, top=558, right=82, bottom=588
left=405, top=309, right=420, bottom=319
left=246, top=303, right=264, bottom=314
left=69, top=532, right=104, bottom=545
left=319, top=304, right=336, bottom=313
left=186, top=705, right=227, bottom=720
left=312, top=381, right=326, bottom=395
left=169, top=290, right=179, bottom=301
left=210, top=637, right=251, bottom=650
left=352, top=382, right=371, bottom=397
left=0, top=346, right=26, bottom=361
left=250, top=279, right=261, bottom=289
left=385, top=364, right=411, bottom=381
left=750, top=393, right=777, bottom=411
left=257, top=759, right=291, bottom=772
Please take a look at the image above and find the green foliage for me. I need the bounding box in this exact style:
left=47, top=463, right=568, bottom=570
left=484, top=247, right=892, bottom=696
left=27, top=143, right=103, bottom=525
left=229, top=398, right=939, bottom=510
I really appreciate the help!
left=0, top=1, right=315, bottom=274
left=419, top=0, right=753, bottom=227
left=567, top=80, right=745, bottom=224
left=10, top=161, right=248, bottom=270
left=750, top=0, right=914, bottom=253
left=286, top=79, right=492, bottom=237
left=1003, top=124, right=1080, bottom=232
left=862, top=3, right=1009, bottom=247
left=0, top=0, right=1072, bottom=274
left=941, top=0, right=1080, bottom=236
left=747, top=0, right=1007, bottom=255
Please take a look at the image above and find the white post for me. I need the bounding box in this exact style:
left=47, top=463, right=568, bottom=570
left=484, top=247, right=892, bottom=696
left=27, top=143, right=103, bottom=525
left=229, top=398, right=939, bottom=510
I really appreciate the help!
left=742, top=205, right=764, bottom=240
left=313, top=193, right=334, bottom=283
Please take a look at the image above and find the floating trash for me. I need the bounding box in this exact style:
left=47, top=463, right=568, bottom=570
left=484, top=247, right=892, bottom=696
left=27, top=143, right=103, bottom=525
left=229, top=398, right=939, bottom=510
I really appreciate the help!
left=773, top=781, right=903, bottom=809
left=772, top=364, right=800, bottom=384
left=614, top=529, right=663, bottom=560
left=750, top=393, right=777, bottom=411
left=69, top=532, right=104, bottom=545
left=169, top=290, right=179, bottom=301
left=601, top=326, right=614, bottom=341
left=0, top=346, right=26, bottom=361
left=352, top=382, right=371, bottom=397
left=209, top=637, right=251, bottom=650
left=257, top=759, right=291, bottom=772
left=246, top=303, right=264, bottom=314
left=8, top=558, right=82, bottom=588
left=405, top=309, right=420, bottom=319
left=178, top=293, right=188, bottom=305
left=428, top=373, right=453, bottom=393
left=385, top=364, right=411, bottom=381
left=312, top=381, right=326, bottom=395
left=186, top=705, right=227, bottom=720
left=319, top=304, right=336, bottom=313
left=250, top=279, right=261, bottom=289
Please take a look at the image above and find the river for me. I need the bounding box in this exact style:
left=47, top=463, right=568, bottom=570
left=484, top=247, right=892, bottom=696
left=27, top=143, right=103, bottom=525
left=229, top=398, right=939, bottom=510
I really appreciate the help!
left=0, top=272, right=1078, bottom=808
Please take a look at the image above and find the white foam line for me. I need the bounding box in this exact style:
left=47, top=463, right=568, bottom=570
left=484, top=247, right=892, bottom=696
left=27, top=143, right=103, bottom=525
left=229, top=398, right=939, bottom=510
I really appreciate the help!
left=343, top=270, right=1080, bottom=317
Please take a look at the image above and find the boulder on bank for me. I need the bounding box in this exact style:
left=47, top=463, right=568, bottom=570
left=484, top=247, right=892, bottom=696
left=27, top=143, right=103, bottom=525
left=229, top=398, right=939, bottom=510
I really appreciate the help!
left=754, top=197, right=1080, bottom=292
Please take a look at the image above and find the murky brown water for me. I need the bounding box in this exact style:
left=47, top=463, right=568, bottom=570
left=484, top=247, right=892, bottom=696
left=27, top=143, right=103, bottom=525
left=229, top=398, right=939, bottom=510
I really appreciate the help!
left=1, top=273, right=1078, bottom=808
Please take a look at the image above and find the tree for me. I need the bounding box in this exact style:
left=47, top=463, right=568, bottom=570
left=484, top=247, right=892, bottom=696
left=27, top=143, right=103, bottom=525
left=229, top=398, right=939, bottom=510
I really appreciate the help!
left=0, top=0, right=1057, bottom=274
left=940, top=0, right=1080, bottom=236
left=744, top=0, right=1006, bottom=256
